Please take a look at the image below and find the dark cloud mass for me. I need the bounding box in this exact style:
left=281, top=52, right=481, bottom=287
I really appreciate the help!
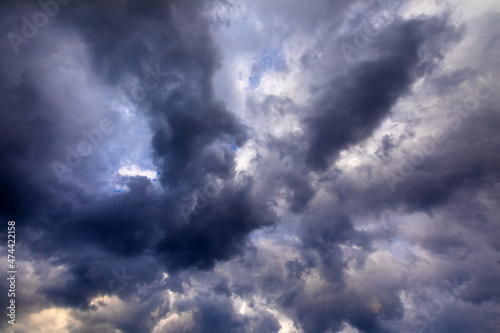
left=304, top=17, right=462, bottom=171
left=0, top=0, right=499, bottom=332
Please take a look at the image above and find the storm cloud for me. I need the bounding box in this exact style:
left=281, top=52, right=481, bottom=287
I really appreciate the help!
left=0, top=0, right=499, bottom=332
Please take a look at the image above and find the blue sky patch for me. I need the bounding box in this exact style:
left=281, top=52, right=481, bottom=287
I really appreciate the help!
left=248, top=49, right=286, bottom=89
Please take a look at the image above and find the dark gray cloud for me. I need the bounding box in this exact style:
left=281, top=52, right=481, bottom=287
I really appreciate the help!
left=0, top=0, right=499, bottom=332
left=0, top=1, right=273, bottom=330
left=304, top=16, right=463, bottom=171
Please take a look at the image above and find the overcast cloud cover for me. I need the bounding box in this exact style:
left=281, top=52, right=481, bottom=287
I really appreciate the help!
left=0, top=0, right=499, bottom=332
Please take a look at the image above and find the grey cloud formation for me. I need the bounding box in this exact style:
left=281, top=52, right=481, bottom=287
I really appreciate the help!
left=0, top=0, right=499, bottom=332
left=303, top=16, right=463, bottom=171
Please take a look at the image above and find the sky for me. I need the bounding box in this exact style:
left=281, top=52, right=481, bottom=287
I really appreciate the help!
left=0, top=0, right=499, bottom=332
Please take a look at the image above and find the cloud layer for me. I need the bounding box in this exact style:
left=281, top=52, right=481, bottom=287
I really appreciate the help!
left=0, top=0, right=499, bottom=332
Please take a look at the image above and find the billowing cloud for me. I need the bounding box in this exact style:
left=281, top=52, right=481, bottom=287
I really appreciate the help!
left=0, top=0, right=499, bottom=332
